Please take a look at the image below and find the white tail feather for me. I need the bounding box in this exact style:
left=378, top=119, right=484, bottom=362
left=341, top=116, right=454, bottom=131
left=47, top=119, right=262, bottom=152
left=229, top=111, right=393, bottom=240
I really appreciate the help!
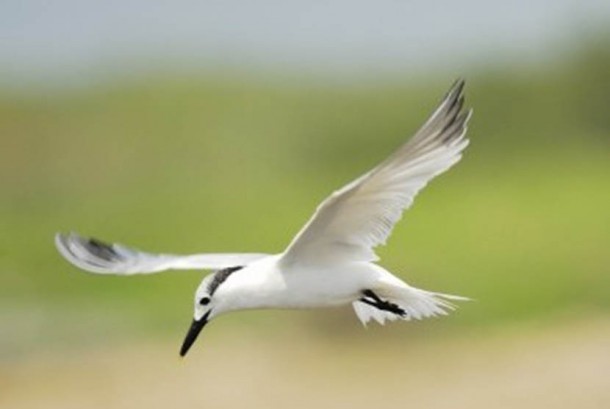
left=352, top=287, right=469, bottom=326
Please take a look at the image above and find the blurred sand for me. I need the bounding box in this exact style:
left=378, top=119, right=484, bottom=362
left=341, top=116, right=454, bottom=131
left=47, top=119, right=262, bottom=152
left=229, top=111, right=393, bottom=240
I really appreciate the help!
left=2, top=317, right=609, bottom=409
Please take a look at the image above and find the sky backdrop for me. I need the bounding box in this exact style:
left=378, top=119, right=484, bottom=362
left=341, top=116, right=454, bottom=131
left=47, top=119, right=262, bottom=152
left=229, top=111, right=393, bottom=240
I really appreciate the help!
left=2, top=0, right=610, bottom=86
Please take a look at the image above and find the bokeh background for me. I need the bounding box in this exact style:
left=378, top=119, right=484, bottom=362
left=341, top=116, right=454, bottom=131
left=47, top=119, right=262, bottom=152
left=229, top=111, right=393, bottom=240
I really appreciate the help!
left=1, top=1, right=609, bottom=408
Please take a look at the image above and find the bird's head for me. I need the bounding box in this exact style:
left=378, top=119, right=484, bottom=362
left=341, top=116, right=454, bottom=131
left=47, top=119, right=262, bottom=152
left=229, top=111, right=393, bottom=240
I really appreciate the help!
left=179, top=266, right=243, bottom=357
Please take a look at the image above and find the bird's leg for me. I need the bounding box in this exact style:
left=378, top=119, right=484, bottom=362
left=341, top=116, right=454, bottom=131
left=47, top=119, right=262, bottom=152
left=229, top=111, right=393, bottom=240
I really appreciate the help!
left=360, top=289, right=406, bottom=316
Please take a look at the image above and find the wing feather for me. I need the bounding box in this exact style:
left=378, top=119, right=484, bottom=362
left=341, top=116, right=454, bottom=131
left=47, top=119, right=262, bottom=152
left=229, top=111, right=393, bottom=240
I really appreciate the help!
left=280, top=80, right=471, bottom=266
left=55, top=232, right=269, bottom=275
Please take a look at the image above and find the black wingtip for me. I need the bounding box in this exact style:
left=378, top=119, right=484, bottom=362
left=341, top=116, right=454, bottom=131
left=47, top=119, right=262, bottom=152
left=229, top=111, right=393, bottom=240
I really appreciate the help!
left=85, top=236, right=122, bottom=262
left=453, top=77, right=466, bottom=89
left=447, top=78, right=466, bottom=100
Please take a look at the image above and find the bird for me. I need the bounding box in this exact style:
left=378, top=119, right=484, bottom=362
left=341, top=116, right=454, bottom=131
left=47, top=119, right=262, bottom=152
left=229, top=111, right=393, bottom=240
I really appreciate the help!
left=55, top=80, right=472, bottom=357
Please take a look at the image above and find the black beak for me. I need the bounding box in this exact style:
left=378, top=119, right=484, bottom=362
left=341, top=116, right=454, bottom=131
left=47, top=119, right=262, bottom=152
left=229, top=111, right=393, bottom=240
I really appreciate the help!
left=180, top=311, right=211, bottom=357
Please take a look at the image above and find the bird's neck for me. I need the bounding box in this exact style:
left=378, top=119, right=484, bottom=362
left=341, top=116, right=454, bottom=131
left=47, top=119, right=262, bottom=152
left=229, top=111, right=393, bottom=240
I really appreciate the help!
left=217, top=256, right=287, bottom=312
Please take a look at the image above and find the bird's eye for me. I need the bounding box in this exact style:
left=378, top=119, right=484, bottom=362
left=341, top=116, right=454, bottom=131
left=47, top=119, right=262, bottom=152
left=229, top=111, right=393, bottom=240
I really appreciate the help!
left=199, top=297, right=210, bottom=306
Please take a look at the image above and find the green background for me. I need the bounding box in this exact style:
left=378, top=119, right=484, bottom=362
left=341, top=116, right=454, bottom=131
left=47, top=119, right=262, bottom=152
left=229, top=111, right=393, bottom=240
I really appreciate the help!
left=3, top=38, right=609, bottom=346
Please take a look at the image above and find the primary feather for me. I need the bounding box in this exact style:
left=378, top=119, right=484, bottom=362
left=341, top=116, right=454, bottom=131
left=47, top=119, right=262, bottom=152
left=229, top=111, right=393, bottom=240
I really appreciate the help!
left=281, top=80, right=471, bottom=266
left=55, top=232, right=268, bottom=275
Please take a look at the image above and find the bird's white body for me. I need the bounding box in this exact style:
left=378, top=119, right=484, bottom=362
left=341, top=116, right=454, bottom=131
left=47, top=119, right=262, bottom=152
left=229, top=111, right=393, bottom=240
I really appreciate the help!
left=215, top=256, right=377, bottom=311
left=208, top=255, right=461, bottom=324
left=55, top=80, right=472, bottom=355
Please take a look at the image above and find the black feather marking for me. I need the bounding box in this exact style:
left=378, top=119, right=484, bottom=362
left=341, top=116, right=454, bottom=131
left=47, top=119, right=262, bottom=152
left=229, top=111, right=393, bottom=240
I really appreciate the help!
left=208, top=266, right=243, bottom=295
left=440, top=111, right=469, bottom=144
left=86, top=237, right=123, bottom=262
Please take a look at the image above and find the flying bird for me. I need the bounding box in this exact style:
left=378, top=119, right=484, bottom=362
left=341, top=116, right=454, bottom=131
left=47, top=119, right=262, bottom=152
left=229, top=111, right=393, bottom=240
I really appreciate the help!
left=56, top=80, right=472, bottom=357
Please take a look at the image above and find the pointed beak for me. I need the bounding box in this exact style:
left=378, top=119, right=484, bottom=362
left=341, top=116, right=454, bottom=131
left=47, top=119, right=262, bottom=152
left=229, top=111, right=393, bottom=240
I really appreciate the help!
left=180, top=311, right=211, bottom=357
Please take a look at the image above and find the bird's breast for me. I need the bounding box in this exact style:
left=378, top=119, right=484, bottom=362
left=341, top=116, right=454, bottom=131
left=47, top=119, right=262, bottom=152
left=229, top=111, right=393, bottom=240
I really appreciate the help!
left=220, top=258, right=379, bottom=311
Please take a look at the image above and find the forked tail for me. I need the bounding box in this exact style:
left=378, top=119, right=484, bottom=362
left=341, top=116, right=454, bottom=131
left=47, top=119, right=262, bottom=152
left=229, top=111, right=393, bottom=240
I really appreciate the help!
left=352, top=285, right=469, bottom=325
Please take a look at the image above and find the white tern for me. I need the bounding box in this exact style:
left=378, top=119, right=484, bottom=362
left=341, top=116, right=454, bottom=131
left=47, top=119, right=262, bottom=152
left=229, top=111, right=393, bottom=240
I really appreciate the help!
left=56, top=80, right=472, bottom=357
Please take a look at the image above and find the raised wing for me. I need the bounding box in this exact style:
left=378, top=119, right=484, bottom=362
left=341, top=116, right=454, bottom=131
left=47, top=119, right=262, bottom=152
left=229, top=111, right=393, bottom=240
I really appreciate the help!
left=55, top=232, right=269, bottom=275
left=281, top=80, right=471, bottom=266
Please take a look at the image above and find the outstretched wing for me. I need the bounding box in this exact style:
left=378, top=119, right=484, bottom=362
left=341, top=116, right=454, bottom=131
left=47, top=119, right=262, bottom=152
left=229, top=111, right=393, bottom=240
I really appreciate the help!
left=55, top=232, right=269, bottom=275
left=281, top=80, right=471, bottom=266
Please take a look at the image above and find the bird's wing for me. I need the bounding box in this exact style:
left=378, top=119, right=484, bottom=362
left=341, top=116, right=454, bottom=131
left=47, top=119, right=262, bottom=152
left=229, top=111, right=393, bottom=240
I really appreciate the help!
left=280, top=80, right=471, bottom=266
left=55, top=232, right=269, bottom=275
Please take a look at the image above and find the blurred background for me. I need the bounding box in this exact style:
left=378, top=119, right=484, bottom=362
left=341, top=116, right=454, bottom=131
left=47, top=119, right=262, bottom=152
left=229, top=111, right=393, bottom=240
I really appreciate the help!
left=1, top=1, right=609, bottom=408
